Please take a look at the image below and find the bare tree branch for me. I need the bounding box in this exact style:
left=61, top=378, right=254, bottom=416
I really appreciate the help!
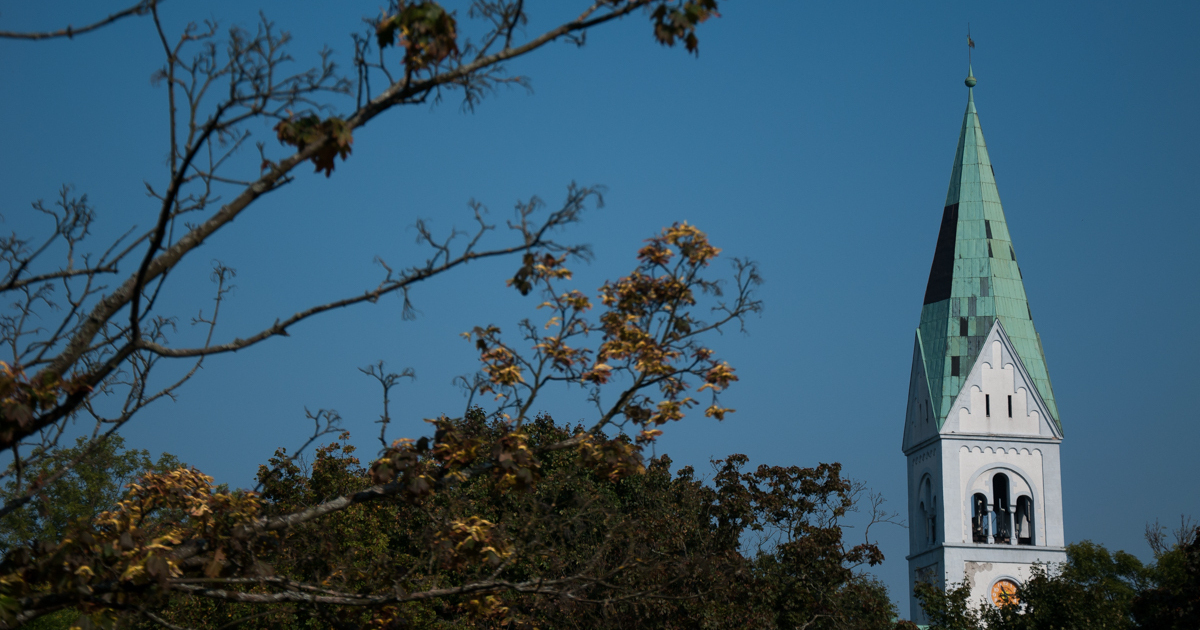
left=0, top=1, right=157, bottom=41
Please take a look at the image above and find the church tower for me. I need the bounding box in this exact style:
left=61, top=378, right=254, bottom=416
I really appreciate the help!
left=903, top=69, right=1067, bottom=621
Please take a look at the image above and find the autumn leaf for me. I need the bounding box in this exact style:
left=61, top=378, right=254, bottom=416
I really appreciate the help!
left=651, top=0, right=721, bottom=55
left=376, top=2, right=460, bottom=73
left=274, top=115, right=354, bottom=177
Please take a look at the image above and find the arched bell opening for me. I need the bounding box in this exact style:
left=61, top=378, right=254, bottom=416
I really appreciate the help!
left=965, top=467, right=1040, bottom=546
left=970, top=492, right=989, bottom=543
left=1015, top=495, right=1034, bottom=545
left=993, top=473, right=1012, bottom=544
left=918, top=475, right=937, bottom=548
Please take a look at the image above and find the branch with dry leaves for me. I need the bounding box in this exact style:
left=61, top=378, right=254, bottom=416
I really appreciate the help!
left=0, top=1, right=742, bottom=627
left=0, top=0, right=722, bottom=532
left=2, top=0, right=722, bottom=455
left=0, top=216, right=760, bottom=628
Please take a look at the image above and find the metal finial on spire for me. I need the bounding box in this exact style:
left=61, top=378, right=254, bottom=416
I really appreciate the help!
left=965, top=25, right=977, bottom=87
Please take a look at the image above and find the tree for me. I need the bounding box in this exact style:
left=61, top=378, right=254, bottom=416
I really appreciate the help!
left=0, top=436, right=180, bottom=554
left=0, top=1, right=789, bottom=627
left=713, top=455, right=900, bottom=630
left=0, top=214, right=762, bottom=627
left=914, top=524, right=1200, bottom=630
left=916, top=542, right=1145, bottom=630
left=912, top=577, right=982, bottom=630
left=1131, top=519, right=1200, bottom=630
left=132, top=412, right=905, bottom=630
left=0, top=437, right=180, bottom=630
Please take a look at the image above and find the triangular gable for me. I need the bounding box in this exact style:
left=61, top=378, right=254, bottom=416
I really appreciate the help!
left=902, top=329, right=940, bottom=452
left=939, top=319, right=1062, bottom=439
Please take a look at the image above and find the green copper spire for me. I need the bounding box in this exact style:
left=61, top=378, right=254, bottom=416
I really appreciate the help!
left=917, top=74, right=1061, bottom=430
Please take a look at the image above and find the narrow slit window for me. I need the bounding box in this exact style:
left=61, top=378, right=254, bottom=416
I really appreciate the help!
left=988, top=242, right=994, bottom=258
left=1008, top=395, right=1013, bottom=418
left=986, top=394, right=991, bottom=417
left=960, top=317, right=969, bottom=336
left=1010, top=246, right=1016, bottom=261
left=951, top=356, right=961, bottom=376
left=985, top=220, right=993, bottom=239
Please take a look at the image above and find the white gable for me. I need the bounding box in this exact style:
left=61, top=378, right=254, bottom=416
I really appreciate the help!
left=941, top=320, right=1062, bottom=439
left=902, top=330, right=939, bottom=452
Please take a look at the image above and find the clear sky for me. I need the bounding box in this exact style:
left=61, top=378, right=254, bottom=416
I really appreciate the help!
left=3, top=0, right=1198, bottom=618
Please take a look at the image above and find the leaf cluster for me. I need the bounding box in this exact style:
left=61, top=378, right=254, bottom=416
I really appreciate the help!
left=650, top=0, right=721, bottom=55
left=0, top=436, right=179, bottom=555
left=273, top=115, right=353, bottom=177
left=375, top=2, right=460, bottom=74
left=0, top=364, right=81, bottom=446
left=465, top=222, right=760, bottom=450
left=1, top=467, right=264, bottom=629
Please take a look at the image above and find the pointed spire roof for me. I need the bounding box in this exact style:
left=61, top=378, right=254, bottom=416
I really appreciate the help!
left=917, top=71, right=1061, bottom=430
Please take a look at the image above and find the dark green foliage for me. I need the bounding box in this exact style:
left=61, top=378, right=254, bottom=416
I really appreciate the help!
left=142, top=411, right=903, bottom=629
left=1131, top=525, right=1200, bottom=630
left=0, top=436, right=179, bottom=630
left=14, top=608, right=73, bottom=630
left=914, top=578, right=981, bottom=630
left=0, top=435, right=179, bottom=553
left=915, top=529, right=1200, bottom=630
left=982, top=546, right=1142, bottom=630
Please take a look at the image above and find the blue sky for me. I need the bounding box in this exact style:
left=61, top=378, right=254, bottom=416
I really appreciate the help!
left=2, top=0, right=1198, bottom=618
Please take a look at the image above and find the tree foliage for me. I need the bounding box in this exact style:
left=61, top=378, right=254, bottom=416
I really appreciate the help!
left=132, top=412, right=904, bottom=630
left=0, top=412, right=908, bottom=629
left=0, top=209, right=766, bottom=627
left=0, top=436, right=180, bottom=555
left=0, top=0, right=784, bottom=626
left=915, top=522, right=1200, bottom=630
left=1131, top=519, right=1200, bottom=630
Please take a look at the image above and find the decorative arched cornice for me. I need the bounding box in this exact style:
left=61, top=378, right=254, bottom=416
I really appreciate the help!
left=964, top=463, right=1038, bottom=501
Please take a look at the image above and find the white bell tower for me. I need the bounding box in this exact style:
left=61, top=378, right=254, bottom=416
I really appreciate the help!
left=903, top=69, right=1067, bottom=622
